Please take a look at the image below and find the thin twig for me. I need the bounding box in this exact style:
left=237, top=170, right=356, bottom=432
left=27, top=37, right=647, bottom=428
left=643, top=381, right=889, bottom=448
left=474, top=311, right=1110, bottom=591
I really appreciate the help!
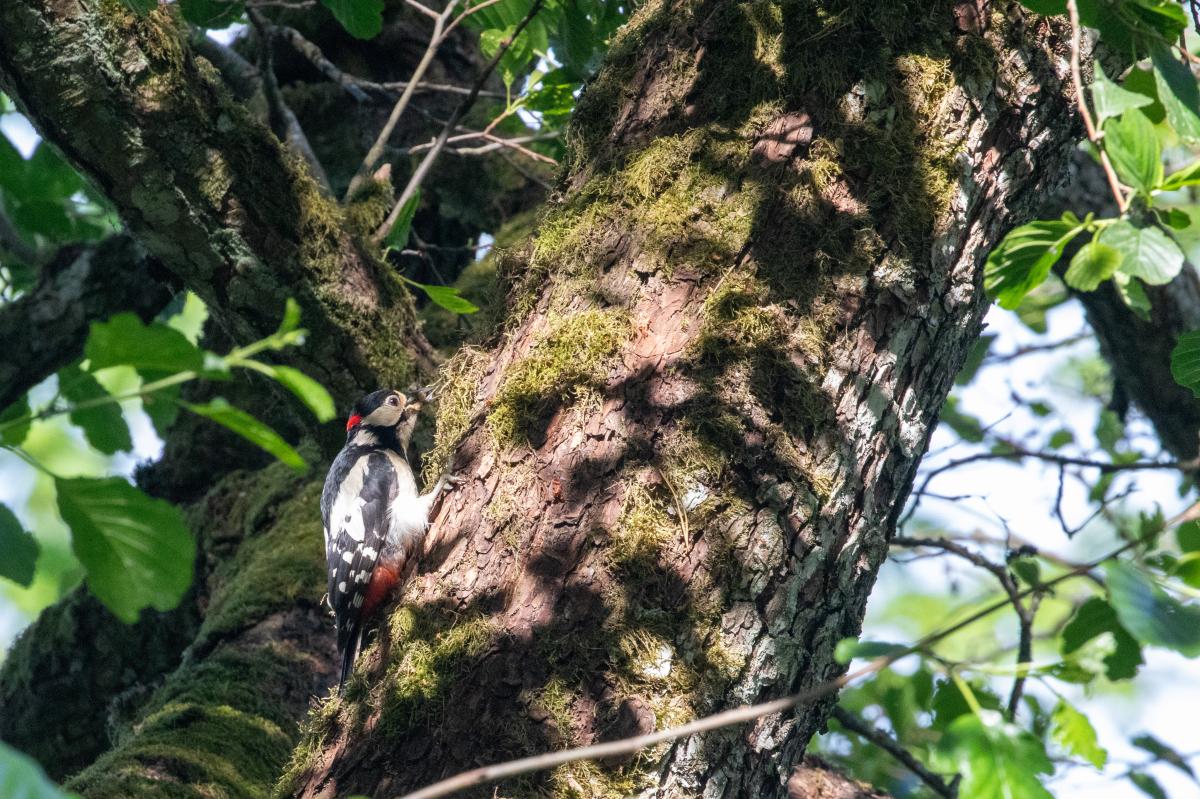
left=1066, top=0, right=1129, bottom=213
left=373, top=0, right=545, bottom=243
left=830, top=707, right=957, bottom=799
left=345, top=0, right=462, bottom=200
left=390, top=538, right=1144, bottom=799
left=892, top=535, right=1033, bottom=719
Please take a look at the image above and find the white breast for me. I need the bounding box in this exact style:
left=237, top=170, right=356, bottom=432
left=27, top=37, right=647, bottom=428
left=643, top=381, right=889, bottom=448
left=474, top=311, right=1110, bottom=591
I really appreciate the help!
left=383, top=451, right=426, bottom=555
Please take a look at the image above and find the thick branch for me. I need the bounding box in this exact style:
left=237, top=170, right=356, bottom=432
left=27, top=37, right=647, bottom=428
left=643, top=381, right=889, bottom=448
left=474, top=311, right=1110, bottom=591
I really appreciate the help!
left=0, top=2, right=434, bottom=408
left=0, top=235, right=173, bottom=410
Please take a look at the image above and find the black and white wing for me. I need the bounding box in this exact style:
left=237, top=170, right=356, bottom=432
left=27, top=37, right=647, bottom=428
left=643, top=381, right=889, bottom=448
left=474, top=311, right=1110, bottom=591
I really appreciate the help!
left=321, top=450, right=397, bottom=683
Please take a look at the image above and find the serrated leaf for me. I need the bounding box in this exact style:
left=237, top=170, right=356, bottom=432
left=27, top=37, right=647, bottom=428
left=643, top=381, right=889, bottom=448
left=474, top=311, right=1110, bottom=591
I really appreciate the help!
left=1061, top=597, right=1144, bottom=680
left=57, top=476, right=194, bottom=623
left=1100, top=221, right=1183, bottom=285
left=1103, top=109, right=1162, bottom=195
left=320, top=0, right=383, bottom=39
left=179, top=0, right=243, bottom=27
left=1064, top=241, right=1121, bottom=291
left=1091, top=62, right=1154, bottom=125
left=1150, top=42, right=1200, bottom=146
left=183, top=398, right=307, bottom=471
left=1106, top=561, right=1200, bottom=656
left=984, top=218, right=1083, bottom=309
left=833, top=638, right=907, bottom=664
left=58, top=364, right=133, bottom=455
left=1170, top=331, right=1200, bottom=397
left=86, top=314, right=204, bottom=373
left=1050, top=699, right=1107, bottom=768
left=931, top=713, right=1054, bottom=799
left=0, top=505, right=38, bottom=587
left=0, top=741, right=77, bottom=799
left=384, top=190, right=421, bottom=251
left=0, top=394, right=31, bottom=447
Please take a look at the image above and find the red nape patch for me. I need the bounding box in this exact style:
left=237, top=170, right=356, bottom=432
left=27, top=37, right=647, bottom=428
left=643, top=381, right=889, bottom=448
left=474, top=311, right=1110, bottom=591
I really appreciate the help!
left=346, top=414, right=363, bottom=431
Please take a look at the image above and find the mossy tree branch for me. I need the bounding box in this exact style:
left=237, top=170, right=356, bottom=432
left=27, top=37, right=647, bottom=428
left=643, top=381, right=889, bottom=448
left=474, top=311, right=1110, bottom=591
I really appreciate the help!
left=0, top=1, right=433, bottom=408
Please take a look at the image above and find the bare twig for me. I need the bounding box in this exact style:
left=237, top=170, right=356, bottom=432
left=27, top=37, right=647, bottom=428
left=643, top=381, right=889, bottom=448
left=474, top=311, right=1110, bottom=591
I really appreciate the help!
left=390, top=539, right=1142, bottom=799
left=983, top=333, right=1090, bottom=365
left=273, top=26, right=369, bottom=101
left=830, top=707, right=958, bottom=799
left=402, top=130, right=559, bottom=158
left=373, top=0, right=545, bottom=243
left=893, top=535, right=1033, bottom=719
left=1066, top=0, right=1129, bottom=213
left=345, top=0, right=463, bottom=200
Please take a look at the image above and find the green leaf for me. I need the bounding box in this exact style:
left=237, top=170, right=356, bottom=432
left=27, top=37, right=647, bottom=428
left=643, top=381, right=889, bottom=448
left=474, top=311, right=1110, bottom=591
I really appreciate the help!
left=58, top=364, right=133, bottom=455
left=1048, top=428, right=1075, bottom=448
left=984, top=218, right=1083, bottom=309
left=1173, top=552, right=1200, bottom=588
left=955, top=334, right=995, bottom=386
left=1050, top=699, right=1107, bottom=768
left=179, top=0, right=243, bottom=27
left=1160, top=160, right=1200, bottom=191
left=118, top=0, right=157, bottom=14
left=276, top=297, right=302, bottom=336
left=253, top=364, right=336, bottom=422
left=931, top=713, right=1054, bottom=799
left=931, top=679, right=1002, bottom=730
left=57, top=476, right=194, bottom=624
left=1063, top=241, right=1121, bottom=291
left=420, top=283, right=480, bottom=315
left=1130, top=772, right=1169, bottom=799
left=1061, top=597, right=1144, bottom=680
left=1113, top=272, right=1152, bottom=319
left=183, top=398, right=307, bottom=471
left=1170, top=331, right=1200, bottom=397
left=1077, top=0, right=1187, bottom=55
left=384, top=190, right=421, bottom=251
left=1106, top=561, right=1200, bottom=656
left=0, top=394, right=31, bottom=447
left=138, top=371, right=181, bottom=437
left=1100, top=220, right=1184, bottom=285
left=1132, top=733, right=1196, bottom=778
left=1091, top=62, right=1154, bottom=125
left=1178, top=520, right=1200, bottom=552
left=85, top=314, right=204, bottom=373
left=320, top=0, right=383, bottom=39
left=0, top=505, right=38, bottom=587
left=1150, top=42, right=1200, bottom=147
left=1009, top=557, right=1040, bottom=587
left=833, top=638, right=907, bottom=664
left=1103, top=109, right=1162, bottom=195
left=0, top=741, right=77, bottom=799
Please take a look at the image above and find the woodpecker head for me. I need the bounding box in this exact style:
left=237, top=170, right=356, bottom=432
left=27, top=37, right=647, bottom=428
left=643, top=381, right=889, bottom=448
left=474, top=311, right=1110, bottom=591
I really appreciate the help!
left=345, top=389, right=407, bottom=437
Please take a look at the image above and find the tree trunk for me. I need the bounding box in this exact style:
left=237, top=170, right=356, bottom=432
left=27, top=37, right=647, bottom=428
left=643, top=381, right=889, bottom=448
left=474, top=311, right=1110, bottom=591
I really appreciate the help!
left=288, top=2, right=1080, bottom=797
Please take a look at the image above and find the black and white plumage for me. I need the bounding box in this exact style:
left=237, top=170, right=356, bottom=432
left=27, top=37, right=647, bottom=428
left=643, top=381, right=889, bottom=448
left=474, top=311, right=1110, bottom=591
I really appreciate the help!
left=320, top=388, right=458, bottom=688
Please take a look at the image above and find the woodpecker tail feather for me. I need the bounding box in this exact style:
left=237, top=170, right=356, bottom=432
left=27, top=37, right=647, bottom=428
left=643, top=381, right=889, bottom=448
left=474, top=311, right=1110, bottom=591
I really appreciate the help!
left=338, top=627, right=364, bottom=690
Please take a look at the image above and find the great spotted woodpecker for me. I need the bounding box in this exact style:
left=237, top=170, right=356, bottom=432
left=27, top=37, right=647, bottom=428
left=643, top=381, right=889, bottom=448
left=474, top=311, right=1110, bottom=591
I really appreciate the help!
left=321, top=388, right=460, bottom=688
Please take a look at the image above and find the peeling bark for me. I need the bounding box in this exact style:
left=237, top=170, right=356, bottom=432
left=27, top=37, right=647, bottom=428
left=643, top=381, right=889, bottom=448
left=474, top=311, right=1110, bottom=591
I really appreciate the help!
left=288, top=2, right=1081, bottom=798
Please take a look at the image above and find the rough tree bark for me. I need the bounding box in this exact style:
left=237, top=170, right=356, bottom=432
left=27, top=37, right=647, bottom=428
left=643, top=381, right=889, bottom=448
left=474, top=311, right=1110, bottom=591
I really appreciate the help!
left=0, top=1, right=1087, bottom=798
left=286, top=2, right=1082, bottom=797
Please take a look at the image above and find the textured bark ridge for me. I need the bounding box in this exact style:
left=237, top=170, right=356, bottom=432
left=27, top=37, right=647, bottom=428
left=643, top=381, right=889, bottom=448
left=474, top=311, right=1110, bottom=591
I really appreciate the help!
left=288, top=2, right=1079, bottom=797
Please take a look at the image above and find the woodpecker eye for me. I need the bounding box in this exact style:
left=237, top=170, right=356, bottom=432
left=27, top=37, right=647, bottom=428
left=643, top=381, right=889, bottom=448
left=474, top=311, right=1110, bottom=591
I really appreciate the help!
left=386, top=395, right=399, bottom=407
